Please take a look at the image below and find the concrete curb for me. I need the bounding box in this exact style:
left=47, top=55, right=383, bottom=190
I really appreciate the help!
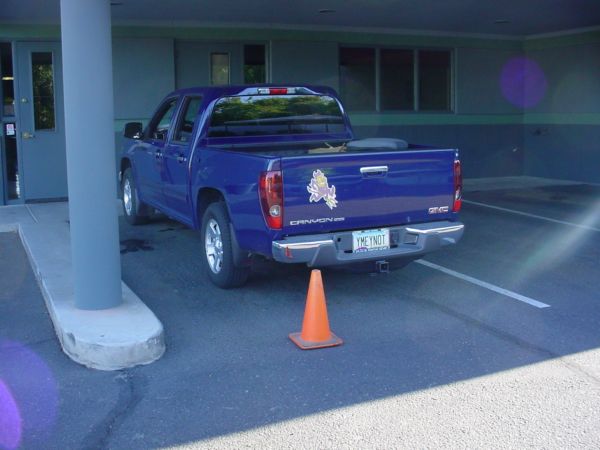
left=7, top=220, right=165, bottom=370
left=0, top=223, right=19, bottom=233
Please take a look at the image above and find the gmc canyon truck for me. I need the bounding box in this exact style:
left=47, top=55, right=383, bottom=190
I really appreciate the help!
left=120, top=85, right=464, bottom=288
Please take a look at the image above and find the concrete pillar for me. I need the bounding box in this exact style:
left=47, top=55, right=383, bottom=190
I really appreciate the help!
left=60, top=0, right=122, bottom=309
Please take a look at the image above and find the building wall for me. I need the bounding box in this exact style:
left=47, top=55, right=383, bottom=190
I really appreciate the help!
left=2, top=24, right=599, bottom=205
left=523, top=36, right=600, bottom=182
left=354, top=124, right=523, bottom=178
left=113, top=38, right=175, bottom=119
left=112, top=38, right=175, bottom=168
left=175, top=41, right=244, bottom=88
left=455, top=47, right=524, bottom=115
left=111, top=29, right=600, bottom=182
left=348, top=45, right=525, bottom=178
left=270, top=41, right=339, bottom=91
left=109, top=29, right=528, bottom=179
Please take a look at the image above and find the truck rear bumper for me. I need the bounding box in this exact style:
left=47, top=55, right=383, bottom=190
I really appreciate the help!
left=272, top=221, right=464, bottom=267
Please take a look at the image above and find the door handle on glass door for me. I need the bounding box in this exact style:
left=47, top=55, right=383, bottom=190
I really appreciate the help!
left=22, top=131, right=35, bottom=139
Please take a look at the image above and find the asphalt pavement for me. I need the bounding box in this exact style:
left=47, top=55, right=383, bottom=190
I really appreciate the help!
left=1, top=183, right=600, bottom=449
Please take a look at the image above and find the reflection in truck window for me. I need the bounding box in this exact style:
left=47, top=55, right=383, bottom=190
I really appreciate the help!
left=148, top=99, right=178, bottom=141
left=208, top=95, right=345, bottom=138
left=174, top=97, right=202, bottom=142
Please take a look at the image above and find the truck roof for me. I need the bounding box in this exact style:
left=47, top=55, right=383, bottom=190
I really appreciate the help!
left=168, top=84, right=340, bottom=103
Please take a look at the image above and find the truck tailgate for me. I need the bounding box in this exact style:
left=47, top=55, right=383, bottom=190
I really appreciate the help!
left=281, top=149, right=457, bottom=235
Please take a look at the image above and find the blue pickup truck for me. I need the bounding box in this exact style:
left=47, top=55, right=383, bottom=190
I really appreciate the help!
left=120, top=85, right=464, bottom=288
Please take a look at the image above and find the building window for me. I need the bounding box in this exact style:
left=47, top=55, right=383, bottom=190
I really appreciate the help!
left=380, top=49, right=414, bottom=111
left=339, top=46, right=452, bottom=112
left=339, top=47, right=376, bottom=111
left=1, top=42, right=15, bottom=117
left=418, top=50, right=452, bottom=111
left=244, top=45, right=266, bottom=84
left=1, top=43, right=19, bottom=200
left=210, top=53, right=230, bottom=85
left=31, top=52, right=56, bottom=130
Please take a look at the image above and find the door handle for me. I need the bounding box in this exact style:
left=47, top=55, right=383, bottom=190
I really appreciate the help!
left=155, top=150, right=163, bottom=159
left=360, top=165, right=388, bottom=175
left=22, top=131, right=35, bottom=139
left=177, top=154, right=187, bottom=164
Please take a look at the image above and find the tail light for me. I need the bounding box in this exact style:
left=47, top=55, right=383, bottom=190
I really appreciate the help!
left=453, top=159, right=462, bottom=212
left=259, top=170, right=283, bottom=229
left=257, top=87, right=293, bottom=95
left=268, top=88, right=288, bottom=95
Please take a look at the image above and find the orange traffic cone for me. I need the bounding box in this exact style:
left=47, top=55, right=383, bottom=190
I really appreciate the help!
left=289, top=269, right=343, bottom=350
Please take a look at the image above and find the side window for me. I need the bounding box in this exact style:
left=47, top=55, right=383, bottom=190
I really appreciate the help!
left=211, top=53, right=230, bottom=85
left=148, top=98, right=178, bottom=141
left=173, top=96, right=203, bottom=143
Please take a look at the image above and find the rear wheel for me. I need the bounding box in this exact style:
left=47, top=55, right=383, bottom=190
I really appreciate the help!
left=201, top=202, right=250, bottom=288
left=121, top=167, right=150, bottom=225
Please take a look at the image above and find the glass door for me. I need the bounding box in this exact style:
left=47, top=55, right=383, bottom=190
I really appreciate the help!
left=15, top=41, right=67, bottom=202
left=1, top=42, right=19, bottom=204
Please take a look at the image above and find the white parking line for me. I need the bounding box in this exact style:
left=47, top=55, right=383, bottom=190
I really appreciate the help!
left=415, top=259, right=551, bottom=309
left=463, top=199, right=600, bottom=232
left=25, top=204, right=39, bottom=223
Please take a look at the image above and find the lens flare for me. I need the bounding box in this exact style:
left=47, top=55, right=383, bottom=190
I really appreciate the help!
left=513, top=198, right=600, bottom=288
left=0, top=379, right=22, bottom=450
left=500, top=56, right=547, bottom=109
left=0, top=340, right=59, bottom=448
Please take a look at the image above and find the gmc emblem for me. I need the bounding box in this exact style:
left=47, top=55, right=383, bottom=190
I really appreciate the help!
left=428, top=206, right=450, bottom=214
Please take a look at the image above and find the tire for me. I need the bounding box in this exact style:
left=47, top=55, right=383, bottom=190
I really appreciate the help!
left=121, top=167, right=150, bottom=225
left=201, top=202, right=250, bottom=288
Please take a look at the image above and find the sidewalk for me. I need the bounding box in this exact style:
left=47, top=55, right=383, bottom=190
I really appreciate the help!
left=0, top=202, right=165, bottom=370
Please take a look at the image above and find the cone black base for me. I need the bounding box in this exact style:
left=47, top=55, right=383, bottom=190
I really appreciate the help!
left=289, top=332, right=343, bottom=350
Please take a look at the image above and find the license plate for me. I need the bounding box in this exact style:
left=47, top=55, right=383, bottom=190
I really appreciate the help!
left=352, top=228, right=390, bottom=253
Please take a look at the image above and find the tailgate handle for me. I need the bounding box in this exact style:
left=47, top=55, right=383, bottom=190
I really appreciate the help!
left=360, top=165, right=388, bottom=176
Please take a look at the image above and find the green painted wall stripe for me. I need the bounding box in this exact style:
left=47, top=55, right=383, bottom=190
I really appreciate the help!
left=0, top=23, right=521, bottom=49
left=524, top=30, right=600, bottom=50
left=353, top=113, right=600, bottom=127
left=0, top=24, right=60, bottom=39
left=114, top=115, right=525, bottom=131
left=349, top=113, right=523, bottom=126
left=113, top=113, right=599, bottom=131
left=523, top=113, right=600, bottom=125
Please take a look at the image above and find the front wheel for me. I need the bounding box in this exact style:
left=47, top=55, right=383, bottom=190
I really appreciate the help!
left=121, top=168, right=151, bottom=225
left=201, top=203, right=250, bottom=288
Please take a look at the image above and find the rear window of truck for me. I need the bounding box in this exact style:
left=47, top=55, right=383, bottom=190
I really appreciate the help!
left=207, top=95, right=346, bottom=138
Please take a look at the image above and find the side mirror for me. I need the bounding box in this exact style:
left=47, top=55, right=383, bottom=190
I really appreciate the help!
left=124, top=122, right=143, bottom=139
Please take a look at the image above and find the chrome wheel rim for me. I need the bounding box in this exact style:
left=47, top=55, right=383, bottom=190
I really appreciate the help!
left=205, top=219, right=223, bottom=274
left=123, top=179, right=133, bottom=215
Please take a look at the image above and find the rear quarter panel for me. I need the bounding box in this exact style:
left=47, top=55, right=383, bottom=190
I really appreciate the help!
left=190, top=147, right=278, bottom=256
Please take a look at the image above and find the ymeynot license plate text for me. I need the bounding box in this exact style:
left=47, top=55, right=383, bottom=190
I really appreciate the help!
left=352, top=228, right=390, bottom=253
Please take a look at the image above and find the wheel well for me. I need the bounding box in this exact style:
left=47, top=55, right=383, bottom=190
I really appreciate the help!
left=196, top=188, right=225, bottom=223
left=120, top=158, right=132, bottom=183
